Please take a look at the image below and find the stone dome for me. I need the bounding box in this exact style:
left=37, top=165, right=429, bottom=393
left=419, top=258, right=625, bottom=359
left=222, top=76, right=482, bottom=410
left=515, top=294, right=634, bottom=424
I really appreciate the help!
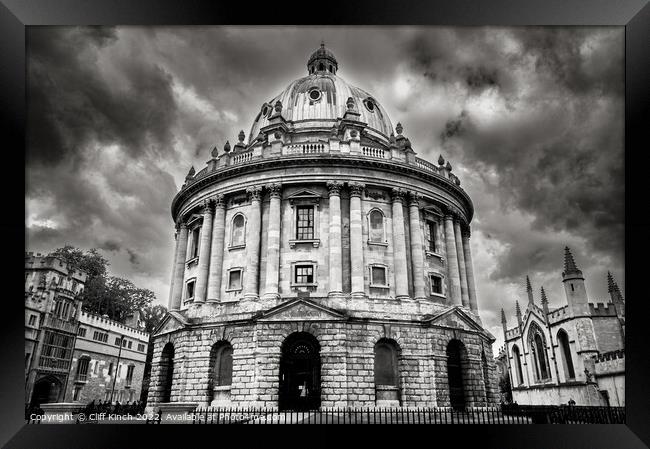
left=249, top=45, right=394, bottom=144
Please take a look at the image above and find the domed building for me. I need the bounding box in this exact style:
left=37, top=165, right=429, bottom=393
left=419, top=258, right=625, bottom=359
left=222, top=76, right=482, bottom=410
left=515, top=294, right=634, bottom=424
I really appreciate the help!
left=148, top=44, right=499, bottom=412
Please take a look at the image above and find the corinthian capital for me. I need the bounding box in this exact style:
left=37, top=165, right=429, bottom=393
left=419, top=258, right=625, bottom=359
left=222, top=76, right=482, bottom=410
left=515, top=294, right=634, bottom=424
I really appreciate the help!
left=391, top=188, right=406, bottom=203
left=246, top=185, right=264, bottom=202
left=266, top=182, right=283, bottom=199
left=327, top=181, right=344, bottom=196
left=408, top=191, right=421, bottom=207
left=348, top=181, right=365, bottom=198
left=213, top=193, right=226, bottom=209
left=201, top=199, right=214, bottom=214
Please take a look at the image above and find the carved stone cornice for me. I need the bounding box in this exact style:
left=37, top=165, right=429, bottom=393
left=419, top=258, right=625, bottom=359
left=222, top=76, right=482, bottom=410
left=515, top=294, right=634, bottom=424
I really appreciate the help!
left=213, top=193, right=226, bottom=209
left=266, top=182, right=283, bottom=199
left=327, top=181, right=344, bottom=196
left=391, top=188, right=406, bottom=203
left=246, top=185, right=264, bottom=202
left=348, top=181, right=365, bottom=198
left=171, top=156, right=474, bottom=222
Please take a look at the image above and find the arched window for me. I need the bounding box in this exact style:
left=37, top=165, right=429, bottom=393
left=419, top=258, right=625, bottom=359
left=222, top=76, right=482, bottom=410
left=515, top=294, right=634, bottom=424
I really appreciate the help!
left=557, top=329, right=575, bottom=380
left=512, top=345, right=524, bottom=385
left=318, top=63, right=324, bottom=71
left=374, top=339, right=401, bottom=405
left=368, top=209, right=385, bottom=243
left=528, top=324, right=550, bottom=381
left=212, top=342, right=233, bottom=387
left=231, top=214, right=246, bottom=247
left=160, top=343, right=175, bottom=403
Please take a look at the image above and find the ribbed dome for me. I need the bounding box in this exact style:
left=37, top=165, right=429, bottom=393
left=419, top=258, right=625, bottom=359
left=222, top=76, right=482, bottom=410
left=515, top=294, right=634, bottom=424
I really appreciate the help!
left=249, top=72, right=394, bottom=144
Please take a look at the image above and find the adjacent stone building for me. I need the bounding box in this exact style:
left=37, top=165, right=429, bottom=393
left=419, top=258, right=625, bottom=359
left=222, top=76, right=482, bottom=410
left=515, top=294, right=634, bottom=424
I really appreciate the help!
left=65, top=311, right=149, bottom=404
left=25, top=252, right=150, bottom=406
left=501, top=248, right=625, bottom=406
left=148, top=44, right=499, bottom=411
left=25, top=252, right=87, bottom=406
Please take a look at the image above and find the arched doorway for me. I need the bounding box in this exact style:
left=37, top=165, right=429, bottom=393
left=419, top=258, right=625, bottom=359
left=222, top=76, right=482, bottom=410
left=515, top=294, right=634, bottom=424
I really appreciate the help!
left=446, top=339, right=467, bottom=410
left=160, top=343, right=175, bottom=403
left=32, top=375, right=62, bottom=406
left=279, top=332, right=321, bottom=411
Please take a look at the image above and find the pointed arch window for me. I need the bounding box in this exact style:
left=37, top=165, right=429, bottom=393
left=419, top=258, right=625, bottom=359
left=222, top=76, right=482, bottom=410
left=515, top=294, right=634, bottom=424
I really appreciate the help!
left=557, top=329, right=575, bottom=380
left=512, top=345, right=524, bottom=386
left=528, top=324, right=551, bottom=382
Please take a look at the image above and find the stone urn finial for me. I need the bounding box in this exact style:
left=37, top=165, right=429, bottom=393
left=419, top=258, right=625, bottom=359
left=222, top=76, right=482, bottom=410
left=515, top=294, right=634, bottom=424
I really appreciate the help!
left=438, top=155, right=445, bottom=166
left=238, top=130, right=245, bottom=143
left=223, top=140, right=231, bottom=153
left=445, top=161, right=452, bottom=171
left=274, top=100, right=283, bottom=114
left=346, top=96, right=355, bottom=110
left=211, top=146, right=218, bottom=158
left=396, top=122, right=403, bottom=135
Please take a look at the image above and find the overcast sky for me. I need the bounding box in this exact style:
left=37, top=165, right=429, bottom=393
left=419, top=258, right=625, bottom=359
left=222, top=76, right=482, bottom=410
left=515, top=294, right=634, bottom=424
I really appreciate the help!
left=26, top=26, right=624, bottom=350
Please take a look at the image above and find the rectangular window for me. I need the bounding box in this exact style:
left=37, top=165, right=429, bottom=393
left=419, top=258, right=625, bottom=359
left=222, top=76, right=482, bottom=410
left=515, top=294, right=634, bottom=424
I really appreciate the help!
left=227, top=270, right=242, bottom=291
left=108, top=362, right=113, bottom=376
left=296, top=206, right=314, bottom=240
left=122, top=339, right=127, bottom=347
left=77, top=327, right=87, bottom=337
left=430, top=274, right=443, bottom=295
left=186, top=279, right=195, bottom=299
left=28, top=315, right=37, bottom=326
left=126, top=365, right=135, bottom=387
left=295, top=265, right=314, bottom=284
left=114, top=337, right=121, bottom=346
left=93, top=360, right=99, bottom=375
left=93, top=331, right=108, bottom=342
left=425, top=221, right=437, bottom=253
left=128, top=341, right=132, bottom=349
left=370, top=266, right=388, bottom=287
left=190, top=227, right=201, bottom=259
left=73, top=385, right=82, bottom=401
left=137, top=343, right=145, bottom=352
left=76, top=357, right=90, bottom=382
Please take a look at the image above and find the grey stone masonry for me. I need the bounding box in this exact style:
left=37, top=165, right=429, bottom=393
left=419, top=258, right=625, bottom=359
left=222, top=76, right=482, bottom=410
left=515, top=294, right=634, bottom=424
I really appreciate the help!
left=462, top=230, right=479, bottom=312
left=391, top=189, right=409, bottom=299
left=327, top=182, right=344, bottom=296
left=444, top=215, right=462, bottom=306
left=206, top=195, right=226, bottom=301
left=169, top=224, right=188, bottom=310
left=454, top=219, right=470, bottom=308
left=244, top=186, right=263, bottom=299
left=194, top=200, right=214, bottom=303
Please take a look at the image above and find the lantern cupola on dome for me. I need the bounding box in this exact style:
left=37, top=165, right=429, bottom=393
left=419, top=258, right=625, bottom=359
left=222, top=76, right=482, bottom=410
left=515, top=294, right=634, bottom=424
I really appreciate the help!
left=307, top=41, right=338, bottom=75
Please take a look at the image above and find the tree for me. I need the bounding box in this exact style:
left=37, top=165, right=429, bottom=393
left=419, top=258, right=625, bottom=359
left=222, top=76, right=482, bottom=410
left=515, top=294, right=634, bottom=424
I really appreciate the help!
left=48, top=246, right=155, bottom=323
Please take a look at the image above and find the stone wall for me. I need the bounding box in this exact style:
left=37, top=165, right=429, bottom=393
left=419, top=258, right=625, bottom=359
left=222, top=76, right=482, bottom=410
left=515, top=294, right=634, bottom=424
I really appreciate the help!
left=147, top=320, right=499, bottom=410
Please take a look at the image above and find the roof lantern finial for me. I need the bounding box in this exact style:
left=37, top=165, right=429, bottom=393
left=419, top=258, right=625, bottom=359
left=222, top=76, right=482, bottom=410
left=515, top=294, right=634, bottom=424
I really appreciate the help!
left=307, top=42, right=338, bottom=75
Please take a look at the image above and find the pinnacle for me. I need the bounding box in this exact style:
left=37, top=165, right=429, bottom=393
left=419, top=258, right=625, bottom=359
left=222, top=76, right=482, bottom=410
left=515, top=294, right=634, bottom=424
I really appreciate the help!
left=563, top=246, right=580, bottom=275
left=526, top=275, right=532, bottom=292
left=540, top=286, right=548, bottom=305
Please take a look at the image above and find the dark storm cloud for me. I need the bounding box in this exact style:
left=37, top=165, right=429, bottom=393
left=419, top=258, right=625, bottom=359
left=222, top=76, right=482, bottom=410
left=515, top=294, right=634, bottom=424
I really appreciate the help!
left=404, top=27, right=624, bottom=283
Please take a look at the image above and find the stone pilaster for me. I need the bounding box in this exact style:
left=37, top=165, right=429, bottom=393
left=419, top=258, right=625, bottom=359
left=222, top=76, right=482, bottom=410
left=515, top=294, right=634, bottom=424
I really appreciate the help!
left=244, top=185, right=263, bottom=299
left=462, top=228, right=479, bottom=312
left=263, top=183, right=282, bottom=300
left=443, top=213, right=462, bottom=305
left=408, top=192, right=426, bottom=300
left=207, top=195, right=226, bottom=302
left=454, top=219, right=470, bottom=308
left=194, top=200, right=214, bottom=303
left=170, top=222, right=189, bottom=310
left=327, top=181, right=344, bottom=296
left=348, top=182, right=365, bottom=297
left=391, top=188, right=409, bottom=299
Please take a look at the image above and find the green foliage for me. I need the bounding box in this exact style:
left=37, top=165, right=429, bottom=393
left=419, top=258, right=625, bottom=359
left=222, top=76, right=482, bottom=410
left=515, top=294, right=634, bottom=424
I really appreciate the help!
left=48, top=246, right=157, bottom=324
left=140, top=304, right=168, bottom=333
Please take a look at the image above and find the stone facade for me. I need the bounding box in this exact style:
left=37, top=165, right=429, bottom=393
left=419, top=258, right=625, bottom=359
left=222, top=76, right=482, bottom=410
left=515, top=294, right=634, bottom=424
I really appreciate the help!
left=501, top=248, right=625, bottom=406
left=148, top=44, right=498, bottom=411
left=64, top=311, right=149, bottom=404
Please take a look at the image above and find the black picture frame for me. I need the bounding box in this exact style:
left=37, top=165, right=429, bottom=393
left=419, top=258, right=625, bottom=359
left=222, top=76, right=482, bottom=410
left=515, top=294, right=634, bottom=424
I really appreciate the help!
left=3, top=0, right=649, bottom=447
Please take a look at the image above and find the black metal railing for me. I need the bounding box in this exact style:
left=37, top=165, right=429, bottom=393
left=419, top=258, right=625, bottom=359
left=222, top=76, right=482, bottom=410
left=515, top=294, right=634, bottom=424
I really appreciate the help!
left=186, top=405, right=624, bottom=425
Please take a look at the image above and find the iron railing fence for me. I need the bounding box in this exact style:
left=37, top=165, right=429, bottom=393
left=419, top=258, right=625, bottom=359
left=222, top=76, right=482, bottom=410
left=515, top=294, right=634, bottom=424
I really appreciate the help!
left=187, top=405, right=625, bottom=425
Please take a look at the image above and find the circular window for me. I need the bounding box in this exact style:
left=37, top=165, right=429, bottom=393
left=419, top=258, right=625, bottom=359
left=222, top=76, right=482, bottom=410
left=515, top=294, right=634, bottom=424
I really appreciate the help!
left=364, top=98, right=376, bottom=112
left=261, top=105, right=269, bottom=117
left=309, top=89, right=322, bottom=101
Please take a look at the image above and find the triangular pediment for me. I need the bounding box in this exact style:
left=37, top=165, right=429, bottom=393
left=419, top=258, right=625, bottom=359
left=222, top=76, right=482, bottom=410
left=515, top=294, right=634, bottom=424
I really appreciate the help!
left=254, top=298, right=347, bottom=322
left=287, top=189, right=321, bottom=199
left=423, top=306, right=494, bottom=339
left=521, top=307, right=548, bottom=339
left=153, top=311, right=190, bottom=336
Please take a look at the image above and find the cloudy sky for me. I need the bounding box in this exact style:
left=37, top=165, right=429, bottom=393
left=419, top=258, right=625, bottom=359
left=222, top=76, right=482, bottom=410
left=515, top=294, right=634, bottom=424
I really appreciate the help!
left=26, top=26, right=624, bottom=350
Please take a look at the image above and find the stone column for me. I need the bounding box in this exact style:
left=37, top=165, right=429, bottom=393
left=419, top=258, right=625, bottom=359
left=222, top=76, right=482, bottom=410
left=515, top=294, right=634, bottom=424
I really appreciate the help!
left=408, top=191, right=426, bottom=300
left=348, top=182, right=365, bottom=297
left=194, top=200, right=214, bottom=303
left=327, top=181, right=344, bottom=296
left=443, top=213, right=462, bottom=305
left=263, top=183, right=282, bottom=300
left=462, top=228, right=479, bottom=312
left=167, top=228, right=180, bottom=309
left=207, top=194, right=226, bottom=302
left=244, top=185, right=263, bottom=299
left=454, top=219, right=470, bottom=308
left=391, top=188, right=409, bottom=299
left=170, top=222, right=189, bottom=310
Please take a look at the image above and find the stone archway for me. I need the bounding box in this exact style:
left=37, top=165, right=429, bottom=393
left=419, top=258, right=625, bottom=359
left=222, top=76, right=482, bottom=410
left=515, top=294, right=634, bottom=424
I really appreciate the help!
left=278, top=332, right=321, bottom=411
left=32, top=375, right=63, bottom=406
left=160, top=342, right=175, bottom=403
